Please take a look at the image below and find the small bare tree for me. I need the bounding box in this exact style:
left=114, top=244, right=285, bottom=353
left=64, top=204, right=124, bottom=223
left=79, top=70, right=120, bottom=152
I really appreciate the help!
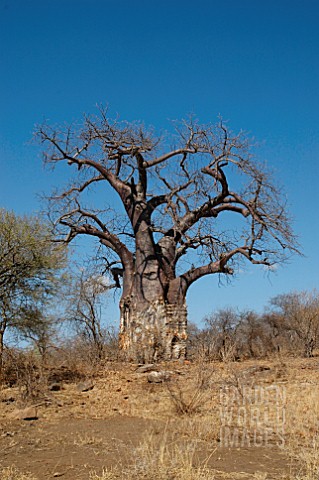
left=236, top=311, right=269, bottom=358
left=270, top=291, right=319, bottom=357
left=37, top=109, right=299, bottom=361
left=66, top=268, right=111, bottom=360
left=204, top=308, right=240, bottom=360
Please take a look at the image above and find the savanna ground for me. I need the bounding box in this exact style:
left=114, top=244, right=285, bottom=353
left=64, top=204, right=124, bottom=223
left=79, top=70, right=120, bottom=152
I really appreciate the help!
left=0, top=356, right=318, bottom=480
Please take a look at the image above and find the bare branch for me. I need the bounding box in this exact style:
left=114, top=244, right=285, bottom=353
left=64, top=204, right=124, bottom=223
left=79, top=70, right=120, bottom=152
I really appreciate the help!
left=37, top=110, right=299, bottom=312
left=52, top=175, right=104, bottom=200
left=145, top=148, right=195, bottom=169
left=181, top=245, right=270, bottom=287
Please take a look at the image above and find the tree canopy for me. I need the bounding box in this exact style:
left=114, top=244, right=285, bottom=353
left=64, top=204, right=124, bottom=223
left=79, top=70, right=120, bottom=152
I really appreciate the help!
left=0, top=209, right=66, bottom=365
left=36, top=109, right=300, bottom=360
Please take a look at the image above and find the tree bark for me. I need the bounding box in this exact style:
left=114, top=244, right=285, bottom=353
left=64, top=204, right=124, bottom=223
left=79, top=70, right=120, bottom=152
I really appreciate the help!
left=303, top=338, right=315, bottom=358
left=115, top=205, right=189, bottom=362
left=118, top=264, right=188, bottom=362
left=0, top=329, right=4, bottom=383
left=119, top=297, right=188, bottom=362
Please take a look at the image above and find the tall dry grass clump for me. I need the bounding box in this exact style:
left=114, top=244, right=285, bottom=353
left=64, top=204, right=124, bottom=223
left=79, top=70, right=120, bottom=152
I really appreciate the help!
left=0, top=466, right=37, bottom=480
left=284, top=375, right=319, bottom=480
left=89, top=430, right=215, bottom=480
left=166, top=362, right=216, bottom=416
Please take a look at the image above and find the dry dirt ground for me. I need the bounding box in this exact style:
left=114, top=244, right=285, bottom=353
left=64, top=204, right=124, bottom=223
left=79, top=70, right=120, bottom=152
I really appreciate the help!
left=0, top=358, right=318, bottom=479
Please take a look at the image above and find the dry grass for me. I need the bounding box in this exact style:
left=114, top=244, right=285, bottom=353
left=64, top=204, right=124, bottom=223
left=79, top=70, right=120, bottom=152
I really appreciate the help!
left=1, top=349, right=48, bottom=404
left=283, top=372, right=319, bottom=480
left=214, top=358, right=319, bottom=480
left=0, top=466, right=37, bottom=480
left=1, top=357, right=319, bottom=479
left=73, top=433, right=106, bottom=447
left=89, top=430, right=215, bottom=480
left=166, top=362, right=216, bottom=416
left=88, top=429, right=274, bottom=480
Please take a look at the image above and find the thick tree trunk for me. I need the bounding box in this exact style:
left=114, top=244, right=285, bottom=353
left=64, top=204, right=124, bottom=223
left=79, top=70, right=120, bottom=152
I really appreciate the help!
left=116, top=213, right=188, bottom=362
left=0, top=329, right=4, bottom=383
left=119, top=297, right=188, bottom=363
left=303, top=338, right=315, bottom=358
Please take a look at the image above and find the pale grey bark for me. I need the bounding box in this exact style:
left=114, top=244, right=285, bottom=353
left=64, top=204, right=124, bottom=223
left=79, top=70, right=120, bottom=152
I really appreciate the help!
left=119, top=299, right=187, bottom=362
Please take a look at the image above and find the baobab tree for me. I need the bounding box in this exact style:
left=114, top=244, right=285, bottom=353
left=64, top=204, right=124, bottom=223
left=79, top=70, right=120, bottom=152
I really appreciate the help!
left=37, top=109, right=298, bottom=362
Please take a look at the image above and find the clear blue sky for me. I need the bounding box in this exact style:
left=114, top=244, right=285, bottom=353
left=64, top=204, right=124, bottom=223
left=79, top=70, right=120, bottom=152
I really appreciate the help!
left=0, top=0, right=318, bottom=326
